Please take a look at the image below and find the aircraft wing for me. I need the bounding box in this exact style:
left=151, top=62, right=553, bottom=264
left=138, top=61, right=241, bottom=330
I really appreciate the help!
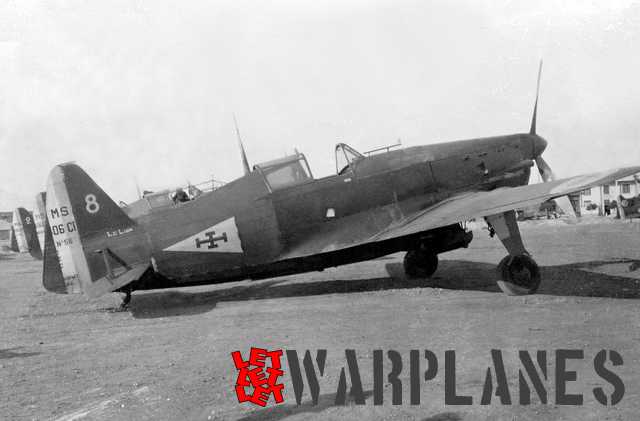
left=280, top=166, right=640, bottom=259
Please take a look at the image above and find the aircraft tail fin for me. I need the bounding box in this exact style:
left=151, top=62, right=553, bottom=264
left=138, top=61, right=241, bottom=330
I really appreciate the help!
left=34, top=192, right=47, bottom=257
left=13, top=207, right=42, bottom=259
left=9, top=225, right=19, bottom=252
left=25, top=214, right=43, bottom=260
left=45, top=163, right=151, bottom=298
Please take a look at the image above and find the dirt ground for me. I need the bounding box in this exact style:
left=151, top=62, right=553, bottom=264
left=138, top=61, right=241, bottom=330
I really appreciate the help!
left=1, top=217, right=640, bottom=421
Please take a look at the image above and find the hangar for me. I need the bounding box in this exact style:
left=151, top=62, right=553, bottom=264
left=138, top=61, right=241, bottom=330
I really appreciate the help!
left=0, top=211, right=12, bottom=241
left=0, top=218, right=11, bottom=241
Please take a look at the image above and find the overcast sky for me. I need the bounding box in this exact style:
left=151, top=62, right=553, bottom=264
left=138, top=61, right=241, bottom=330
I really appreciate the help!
left=1, top=0, right=639, bottom=209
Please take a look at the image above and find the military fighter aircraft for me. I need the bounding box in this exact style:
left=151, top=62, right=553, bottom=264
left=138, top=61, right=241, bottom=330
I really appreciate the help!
left=10, top=208, right=29, bottom=253
left=42, top=65, right=640, bottom=305
left=12, top=207, right=42, bottom=259
left=8, top=225, right=19, bottom=252
left=33, top=192, right=47, bottom=258
left=31, top=192, right=47, bottom=259
left=618, top=194, right=640, bottom=219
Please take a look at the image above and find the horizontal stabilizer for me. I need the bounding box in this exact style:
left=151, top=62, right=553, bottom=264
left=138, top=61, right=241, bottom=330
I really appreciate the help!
left=89, top=263, right=150, bottom=298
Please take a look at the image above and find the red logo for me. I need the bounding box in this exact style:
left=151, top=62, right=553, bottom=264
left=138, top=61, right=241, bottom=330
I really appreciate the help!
left=232, top=347, right=285, bottom=407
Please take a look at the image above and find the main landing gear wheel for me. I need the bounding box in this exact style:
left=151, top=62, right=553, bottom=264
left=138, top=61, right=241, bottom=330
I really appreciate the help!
left=404, top=250, right=438, bottom=278
left=496, top=254, right=541, bottom=295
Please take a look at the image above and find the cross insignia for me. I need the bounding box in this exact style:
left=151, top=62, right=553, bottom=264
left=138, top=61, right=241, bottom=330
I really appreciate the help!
left=195, top=231, right=228, bottom=249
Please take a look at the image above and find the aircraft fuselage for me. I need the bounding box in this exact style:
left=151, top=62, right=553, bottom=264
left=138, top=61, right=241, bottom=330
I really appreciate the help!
left=128, top=133, right=546, bottom=290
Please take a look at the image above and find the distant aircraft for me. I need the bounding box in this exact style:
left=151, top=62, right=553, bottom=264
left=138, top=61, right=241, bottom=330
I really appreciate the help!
left=41, top=64, right=640, bottom=306
left=9, top=226, right=19, bottom=252
left=33, top=192, right=47, bottom=256
left=10, top=209, right=28, bottom=253
left=618, top=194, right=640, bottom=219
left=12, top=207, right=42, bottom=259
left=516, top=200, right=559, bottom=220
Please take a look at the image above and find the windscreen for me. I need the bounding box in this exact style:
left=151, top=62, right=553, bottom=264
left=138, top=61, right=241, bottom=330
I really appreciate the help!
left=264, top=159, right=311, bottom=190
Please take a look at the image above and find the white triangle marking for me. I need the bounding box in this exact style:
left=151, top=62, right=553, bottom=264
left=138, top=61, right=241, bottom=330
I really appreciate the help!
left=163, top=217, right=243, bottom=253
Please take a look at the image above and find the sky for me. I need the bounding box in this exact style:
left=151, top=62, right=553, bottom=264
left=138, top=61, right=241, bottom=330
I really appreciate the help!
left=1, top=0, right=639, bottom=209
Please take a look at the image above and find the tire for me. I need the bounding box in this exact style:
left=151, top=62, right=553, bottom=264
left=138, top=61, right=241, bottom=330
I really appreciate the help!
left=404, top=250, right=438, bottom=278
left=496, top=254, right=541, bottom=295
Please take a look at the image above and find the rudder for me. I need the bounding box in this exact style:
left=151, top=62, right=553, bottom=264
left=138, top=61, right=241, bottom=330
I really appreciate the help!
left=42, top=211, right=68, bottom=294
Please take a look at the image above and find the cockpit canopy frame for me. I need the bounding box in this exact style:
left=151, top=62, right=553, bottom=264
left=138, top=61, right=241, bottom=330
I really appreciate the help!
left=335, top=143, right=364, bottom=175
left=253, top=152, right=314, bottom=192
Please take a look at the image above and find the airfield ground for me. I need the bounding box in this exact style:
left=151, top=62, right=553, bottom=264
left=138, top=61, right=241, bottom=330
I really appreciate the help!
left=1, top=217, right=640, bottom=421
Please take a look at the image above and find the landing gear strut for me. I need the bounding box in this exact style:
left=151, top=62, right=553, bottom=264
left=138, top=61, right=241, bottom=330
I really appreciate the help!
left=404, top=249, right=438, bottom=278
left=119, top=289, right=132, bottom=310
left=486, top=210, right=541, bottom=295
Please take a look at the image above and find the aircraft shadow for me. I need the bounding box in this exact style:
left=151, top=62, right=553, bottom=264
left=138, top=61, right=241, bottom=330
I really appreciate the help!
left=421, top=412, right=465, bottom=421
left=0, top=347, right=41, bottom=360
left=406, top=259, right=640, bottom=299
left=128, top=259, right=640, bottom=319
left=233, top=390, right=373, bottom=421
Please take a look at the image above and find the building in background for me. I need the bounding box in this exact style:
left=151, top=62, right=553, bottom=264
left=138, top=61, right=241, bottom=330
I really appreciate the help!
left=0, top=211, right=12, bottom=241
left=0, top=219, right=11, bottom=241
left=578, top=173, right=640, bottom=215
left=0, top=211, right=12, bottom=222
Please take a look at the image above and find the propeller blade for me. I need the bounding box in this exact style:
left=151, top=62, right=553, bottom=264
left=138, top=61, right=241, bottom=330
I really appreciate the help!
left=529, top=60, right=543, bottom=135
left=528, top=61, right=576, bottom=218
left=534, top=156, right=577, bottom=218
left=534, top=155, right=555, bottom=182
